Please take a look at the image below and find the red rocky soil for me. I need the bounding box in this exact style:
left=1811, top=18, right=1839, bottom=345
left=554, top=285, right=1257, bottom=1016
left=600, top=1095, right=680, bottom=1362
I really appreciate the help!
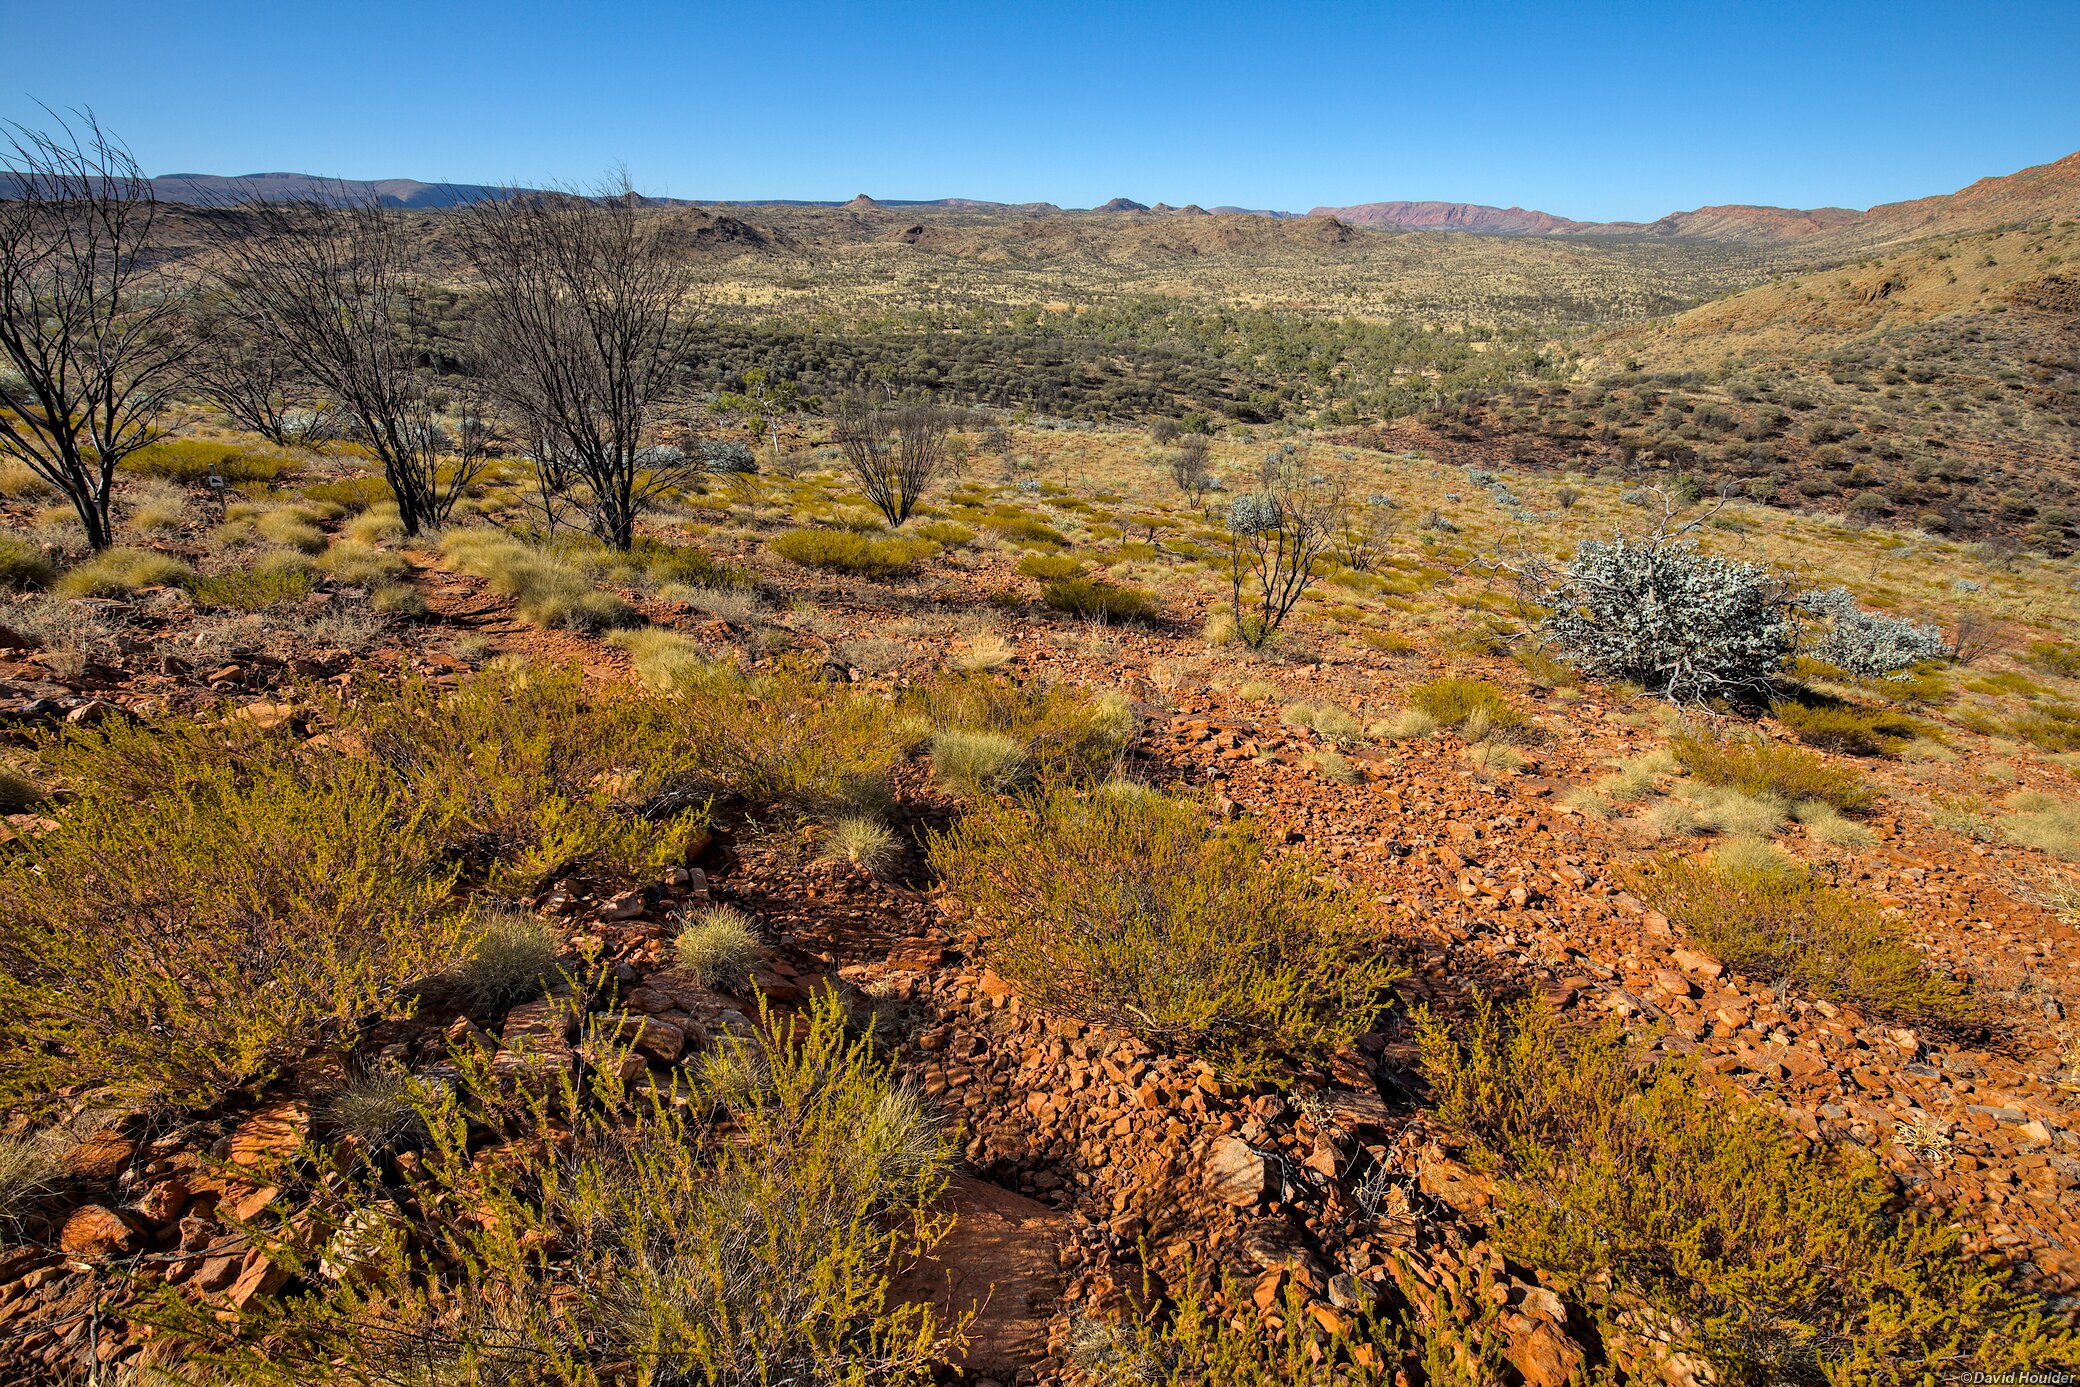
left=0, top=538, right=2075, bottom=1385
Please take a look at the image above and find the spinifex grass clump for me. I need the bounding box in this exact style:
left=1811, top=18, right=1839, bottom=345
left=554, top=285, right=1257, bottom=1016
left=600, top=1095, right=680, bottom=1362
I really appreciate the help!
left=907, top=670, right=1134, bottom=792
left=439, top=528, right=638, bottom=632
left=1416, top=995, right=2076, bottom=1384
left=1406, top=676, right=1527, bottom=738
left=928, top=788, right=1402, bottom=1081
left=1632, top=852, right=1967, bottom=1023
left=161, top=994, right=967, bottom=1386
left=1039, top=575, right=1159, bottom=623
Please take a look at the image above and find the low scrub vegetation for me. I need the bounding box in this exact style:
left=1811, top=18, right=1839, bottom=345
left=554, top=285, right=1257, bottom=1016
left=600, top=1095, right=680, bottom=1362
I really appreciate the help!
left=771, top=527, right=934, bottom=578
left=166, top=993, right=966, bottom=1386
left=928, top=788, right=1402, bottom=1080
left=0, top=658, right=937, bottom=1111
left=1772, top=693, right=1928, bottom=757
left=0, top=714, right=468, bottom=1108
left=1416, top=995, right=2076, bottom=1384
left=1633, top=852, right=1966, bottom=1022
left=1040, top=575, right=1159, bottom=623
left=1667, top=727, right=1875, bottom=813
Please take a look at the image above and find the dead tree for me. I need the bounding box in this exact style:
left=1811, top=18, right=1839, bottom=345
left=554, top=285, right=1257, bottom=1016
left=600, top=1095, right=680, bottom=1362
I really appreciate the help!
left=1168, top=435, right=1213, bottom=505
left=185, top=310, right=336, bottom=447
left=0, top=112, right=193, bottom=549
left=829, top=392, right=953, bottom=526
left=457, top=183, right=696, bottom=549
left=1225, top=461, right=1339, bottom=648
left=212, top=192, right=477, bottom=535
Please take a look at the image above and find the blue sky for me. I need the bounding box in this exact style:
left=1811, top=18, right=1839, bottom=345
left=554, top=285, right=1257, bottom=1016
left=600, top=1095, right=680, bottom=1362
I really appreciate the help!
left=8, top=1, right=2076, bottom=219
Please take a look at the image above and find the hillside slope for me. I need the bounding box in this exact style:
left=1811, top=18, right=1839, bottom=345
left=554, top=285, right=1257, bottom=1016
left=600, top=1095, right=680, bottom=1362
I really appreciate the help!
left=1312, top=149, right=2079, bottom=246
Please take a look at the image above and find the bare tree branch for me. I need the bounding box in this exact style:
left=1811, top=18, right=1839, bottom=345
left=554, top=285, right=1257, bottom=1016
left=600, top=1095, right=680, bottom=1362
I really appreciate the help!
left=457, top=181, right=696, bottom=549
left=209, top=190, right=478, bottom=535
left=0, top=109, right=194, bottom=549
left=829, top=392, right=955, bottom=527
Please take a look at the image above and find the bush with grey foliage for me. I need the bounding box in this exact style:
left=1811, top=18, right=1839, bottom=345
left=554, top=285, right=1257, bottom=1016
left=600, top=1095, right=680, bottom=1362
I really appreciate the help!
left=1539, top=534, right=1798, bottom=703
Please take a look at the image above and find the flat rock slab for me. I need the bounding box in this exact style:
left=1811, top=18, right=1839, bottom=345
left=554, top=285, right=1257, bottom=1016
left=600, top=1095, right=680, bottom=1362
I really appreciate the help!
left=891, top=1174, right=1068, bottom=1376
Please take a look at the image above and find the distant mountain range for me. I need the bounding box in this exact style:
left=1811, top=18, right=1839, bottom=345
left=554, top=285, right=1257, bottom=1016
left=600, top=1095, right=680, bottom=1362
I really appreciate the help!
left=1309, top=151, right=2080, bottom=246
left=55, top=149, right=2080, bottom=248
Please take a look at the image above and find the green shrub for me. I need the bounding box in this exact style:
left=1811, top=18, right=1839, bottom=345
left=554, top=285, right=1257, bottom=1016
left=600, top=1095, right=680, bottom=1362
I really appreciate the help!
left=168, top=992, right=964, bottom=1386
left=349, top=664, right=710, bottom=895
left=1417, top=995, right=2076, bottom=1384
left=928, top=789, right=1403, bottom=1080
left=1633, top=853, right=1966, bottom=1022
left=186, top=567, right=316, bottom=611
left=771, top=528, right=934, bottom=578
left=54, top=547, right=196, bottom=597
left=1772, top=694, right=1927, bottom=757
left=1040, top=575, right=1159, bottom=623
left=0, top=536, right=55, bottom=591
left=1015, top=551, right=1082, bottom=581
left=1668, top=727, right=1875, bottom=812
left=0, top=715, right=469, bottom=1108
left=123, top=438, right=291, bottom=484
left=1407, top=676, right=1526, bottom=734
left=674, top=906, right=761, bottom=990
left=907, top=671, right=1133, bottom=789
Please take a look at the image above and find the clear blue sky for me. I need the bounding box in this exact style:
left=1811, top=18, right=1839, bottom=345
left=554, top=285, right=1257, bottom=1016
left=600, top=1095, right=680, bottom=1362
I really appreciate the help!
left=8, top=1, right=2076, bottom=219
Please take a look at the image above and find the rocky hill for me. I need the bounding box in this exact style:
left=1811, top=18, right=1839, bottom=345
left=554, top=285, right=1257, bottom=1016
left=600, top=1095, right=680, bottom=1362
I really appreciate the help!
left=1312, top=149, right=2078, bottom=245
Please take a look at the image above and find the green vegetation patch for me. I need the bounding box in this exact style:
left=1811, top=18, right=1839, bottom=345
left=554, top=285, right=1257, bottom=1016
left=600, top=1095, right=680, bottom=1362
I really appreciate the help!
left=929, top=788, right=1402, bottom=1081
left=770, top=528, right=934, bottom=578
left=1416, top=994, right=2074, bottom=1384
left=1634, top=853, right=1966, bottom=1023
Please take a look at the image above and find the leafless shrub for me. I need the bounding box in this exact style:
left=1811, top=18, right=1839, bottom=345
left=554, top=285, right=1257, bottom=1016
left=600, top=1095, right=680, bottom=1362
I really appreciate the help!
left=0, top=111, right=193, bottom=549
left=1168, top=435, right=1214, bottom=504
left=829, top=393, right=954, bottom=526
left=458, top=182, right=698, bottom=548
left=212, top=191, right=484, bottom=535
